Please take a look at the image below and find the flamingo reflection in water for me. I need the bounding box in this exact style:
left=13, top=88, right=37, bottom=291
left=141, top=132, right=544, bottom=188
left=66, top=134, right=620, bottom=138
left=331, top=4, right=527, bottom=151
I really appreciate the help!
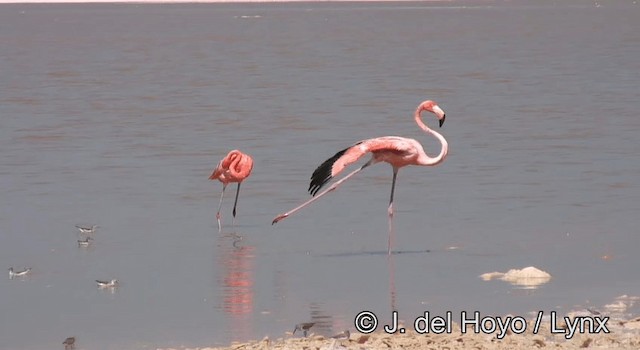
left=216, top=233, right=256, bottom=342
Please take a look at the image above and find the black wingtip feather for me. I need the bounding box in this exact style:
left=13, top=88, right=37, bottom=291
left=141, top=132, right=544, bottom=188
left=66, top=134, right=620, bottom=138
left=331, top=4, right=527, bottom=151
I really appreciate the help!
left=308, top=147, right=350, bottom=196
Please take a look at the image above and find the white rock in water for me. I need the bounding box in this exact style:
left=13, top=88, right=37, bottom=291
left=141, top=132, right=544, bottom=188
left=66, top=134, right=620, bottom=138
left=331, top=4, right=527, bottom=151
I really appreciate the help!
left=479, top=271, right=505, bottom=281
left=479, top=266, right=551, bottom=288
left=501, top=266, right=551, bottom=287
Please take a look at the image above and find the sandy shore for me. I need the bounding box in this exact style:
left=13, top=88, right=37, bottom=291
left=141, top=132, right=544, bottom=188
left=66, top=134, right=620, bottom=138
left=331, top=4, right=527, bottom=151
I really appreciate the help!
left=159, top=316, right=640, bottom=350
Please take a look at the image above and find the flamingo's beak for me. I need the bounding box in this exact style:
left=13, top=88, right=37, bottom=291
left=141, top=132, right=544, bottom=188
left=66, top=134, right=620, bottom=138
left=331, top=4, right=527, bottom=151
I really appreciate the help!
left=432, top=105, right=446, bottom=127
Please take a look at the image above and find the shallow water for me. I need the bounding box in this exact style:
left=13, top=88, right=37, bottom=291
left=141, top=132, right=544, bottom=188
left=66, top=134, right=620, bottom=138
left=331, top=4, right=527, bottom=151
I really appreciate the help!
left=1, top=1, right=639, bottom=348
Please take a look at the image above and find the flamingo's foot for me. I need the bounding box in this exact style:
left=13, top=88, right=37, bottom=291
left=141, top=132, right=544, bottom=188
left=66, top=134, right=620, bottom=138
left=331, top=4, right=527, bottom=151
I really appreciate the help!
left=272, top=213, right=288, bottom=225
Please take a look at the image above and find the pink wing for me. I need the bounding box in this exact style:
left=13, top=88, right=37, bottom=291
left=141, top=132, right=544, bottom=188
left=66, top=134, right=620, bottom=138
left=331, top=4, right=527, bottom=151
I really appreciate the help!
left=209, top=159, right=225, bottom=180
left=209, top=150, right=254, bottom=182
left=308, top=137, right=415, bottom=196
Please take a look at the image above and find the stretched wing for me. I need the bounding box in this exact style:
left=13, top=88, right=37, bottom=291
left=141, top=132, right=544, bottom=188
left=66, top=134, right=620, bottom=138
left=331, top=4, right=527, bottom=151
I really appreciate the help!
left=308, top=137, right=414, bottom=196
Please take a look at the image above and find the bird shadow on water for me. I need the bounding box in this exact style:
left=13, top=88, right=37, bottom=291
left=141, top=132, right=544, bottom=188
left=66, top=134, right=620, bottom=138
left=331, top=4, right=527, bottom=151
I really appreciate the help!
left=318, top=249, right=431, bottom=258
left=314, top=248, right=466, bottom=312
left=312, top=249, right=430, bottom=313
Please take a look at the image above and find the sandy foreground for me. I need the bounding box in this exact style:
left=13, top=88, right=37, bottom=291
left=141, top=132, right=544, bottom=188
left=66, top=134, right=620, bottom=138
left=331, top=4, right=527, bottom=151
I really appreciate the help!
left=159, top=316, right=640, bottom=350
left=157, top=289, right=640, bottom=350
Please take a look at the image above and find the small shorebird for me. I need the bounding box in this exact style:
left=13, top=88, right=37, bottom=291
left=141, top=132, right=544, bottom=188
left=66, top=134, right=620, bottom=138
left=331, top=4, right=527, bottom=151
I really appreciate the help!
left=77, top=236, right=93, bottom=247
left=331, top=330, right=350, bottom=340
left=75, top=225, right=98, bottom=234
left=293, top=322, right=315, bottom=337
left=8, top=267, right=32, bottom=279
left=63, top=336, right=75, bottom=350
left=96, top=279, right=118, bottom=288
left=327, top=339, right=346, bottom=350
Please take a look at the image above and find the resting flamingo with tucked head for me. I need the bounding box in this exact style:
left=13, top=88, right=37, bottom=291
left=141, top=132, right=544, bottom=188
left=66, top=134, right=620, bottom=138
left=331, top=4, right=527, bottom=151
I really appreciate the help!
left=210, top=150, right=254, bottom=232
left=272, top=99, right=449, bottom=254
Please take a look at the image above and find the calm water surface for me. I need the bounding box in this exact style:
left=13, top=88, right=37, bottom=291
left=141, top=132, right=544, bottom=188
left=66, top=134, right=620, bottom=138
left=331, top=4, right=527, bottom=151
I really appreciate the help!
left=1, top=1, right=639, bottom=349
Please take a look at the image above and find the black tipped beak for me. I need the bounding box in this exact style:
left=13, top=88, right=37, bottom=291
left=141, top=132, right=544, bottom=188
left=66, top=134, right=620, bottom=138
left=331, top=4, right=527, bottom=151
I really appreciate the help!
left=439, top=115, right=446, bottom=127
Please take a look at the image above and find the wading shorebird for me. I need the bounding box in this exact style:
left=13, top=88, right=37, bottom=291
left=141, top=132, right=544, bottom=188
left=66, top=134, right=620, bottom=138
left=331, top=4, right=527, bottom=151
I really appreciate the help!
left=331, top=330, right=350, bottom=340
left=293, top=322, right=315, bottom=337
left=75, top=225, right=98, bottom=234
left=272, top=99, right=449, bottom=254
left=63, top=336, right=75, bottom=350
left=209, top=150, right=254, bottom=232
left=96, top=279, right=118, bottom=288
left=8, top=267, right=32, bottom=279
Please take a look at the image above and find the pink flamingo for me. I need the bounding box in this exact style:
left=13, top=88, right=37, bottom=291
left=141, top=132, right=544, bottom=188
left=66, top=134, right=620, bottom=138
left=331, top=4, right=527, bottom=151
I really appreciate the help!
left=210, top=150, right=254, bottom=232
left=272, top=100, right=448, bottom=254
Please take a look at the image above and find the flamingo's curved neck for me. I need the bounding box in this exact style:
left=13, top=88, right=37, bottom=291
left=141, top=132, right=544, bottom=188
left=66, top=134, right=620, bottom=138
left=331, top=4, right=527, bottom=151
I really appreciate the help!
left=226, top=152, right=244, bottom=177
left=225, top=151, right=253, bottom=180
left=415, top=108, right=449, bottom=166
